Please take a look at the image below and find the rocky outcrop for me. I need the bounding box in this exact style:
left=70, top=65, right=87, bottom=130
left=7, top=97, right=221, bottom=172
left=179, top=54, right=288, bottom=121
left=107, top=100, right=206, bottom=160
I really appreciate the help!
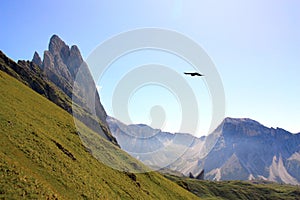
left=196, top=169, right=205, bottom=180
left=189, top=170, right=204, bottom=180
left=189, top=172, right=194, bottom=179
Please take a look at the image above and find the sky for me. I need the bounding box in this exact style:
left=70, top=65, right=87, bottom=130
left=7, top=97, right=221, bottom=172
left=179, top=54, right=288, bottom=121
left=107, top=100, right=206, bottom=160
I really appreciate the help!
left=1, top=0, right=300, bottom=136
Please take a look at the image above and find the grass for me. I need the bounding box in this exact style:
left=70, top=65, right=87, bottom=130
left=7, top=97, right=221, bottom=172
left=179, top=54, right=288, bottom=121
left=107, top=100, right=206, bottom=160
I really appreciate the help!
left=164, top=174, right=300, bottom=200
left=0, top=70, right=199, bottom=199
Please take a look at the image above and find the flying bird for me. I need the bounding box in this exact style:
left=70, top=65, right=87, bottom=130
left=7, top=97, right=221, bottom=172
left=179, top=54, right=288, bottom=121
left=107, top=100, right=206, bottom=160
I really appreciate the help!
left=184, top=72, right=204, bottom=77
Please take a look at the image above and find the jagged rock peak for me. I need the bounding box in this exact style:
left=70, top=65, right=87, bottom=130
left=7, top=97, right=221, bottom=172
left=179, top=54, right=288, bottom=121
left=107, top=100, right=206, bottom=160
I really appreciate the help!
left=70, top=45, right=81, bottom=57
left=32, top=51, right=42, bottom=67
left=67, top=45, right=83, bottom=76
left=69, top=45, right=82, bottom=62
left=49, top=34, right=69, bottom=56
left=42, top=51, right=54, bottom=70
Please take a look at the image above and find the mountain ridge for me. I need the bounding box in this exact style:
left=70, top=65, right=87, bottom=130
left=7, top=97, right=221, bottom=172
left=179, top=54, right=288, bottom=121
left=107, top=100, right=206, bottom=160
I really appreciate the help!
left=107, top=116, right=300, bottom=185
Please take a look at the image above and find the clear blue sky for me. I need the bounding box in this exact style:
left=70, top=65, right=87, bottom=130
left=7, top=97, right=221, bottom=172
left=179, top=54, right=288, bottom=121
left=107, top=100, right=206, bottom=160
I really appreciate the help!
left=1, top=0, right=299, bottom=135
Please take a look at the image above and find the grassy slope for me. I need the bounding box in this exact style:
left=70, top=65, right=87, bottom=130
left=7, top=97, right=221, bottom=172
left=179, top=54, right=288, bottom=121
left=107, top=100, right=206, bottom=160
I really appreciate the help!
left=165, top=175, right=300, bottom=200
left=0, top=70, right=198, bottom=199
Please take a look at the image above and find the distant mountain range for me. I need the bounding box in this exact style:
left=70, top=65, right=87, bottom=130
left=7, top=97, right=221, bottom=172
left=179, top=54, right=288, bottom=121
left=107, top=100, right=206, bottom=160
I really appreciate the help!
left=107, top=116, right=206, bottom=171
left=108, top=117, right=300, bottom=185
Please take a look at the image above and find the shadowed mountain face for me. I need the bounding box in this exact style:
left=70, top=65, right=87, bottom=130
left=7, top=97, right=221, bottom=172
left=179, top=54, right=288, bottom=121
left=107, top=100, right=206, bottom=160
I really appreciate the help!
left=0, top=35, right=118, bottom=145
left=107, top=117, right=300, bottom=184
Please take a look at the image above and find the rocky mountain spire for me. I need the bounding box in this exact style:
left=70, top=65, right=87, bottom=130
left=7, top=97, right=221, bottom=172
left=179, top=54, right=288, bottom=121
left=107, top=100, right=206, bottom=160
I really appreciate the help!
left=48, top=34, right=69, bottom=56
left=67, top=45, right=82, bottom=78
left=39, top=35, right=85, bottom=85
left=29, top=34, right=118, bottom=145
left=32, top=51, right=42, bottom=67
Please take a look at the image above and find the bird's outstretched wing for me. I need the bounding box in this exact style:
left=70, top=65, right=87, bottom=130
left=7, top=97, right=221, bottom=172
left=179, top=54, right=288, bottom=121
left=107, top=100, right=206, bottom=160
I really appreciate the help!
left=184, top=72, right=204, bottom=76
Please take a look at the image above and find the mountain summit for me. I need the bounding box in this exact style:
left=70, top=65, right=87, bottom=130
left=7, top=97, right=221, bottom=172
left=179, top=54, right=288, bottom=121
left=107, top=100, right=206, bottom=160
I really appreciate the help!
left=40, top=35, right=84, bottom=85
